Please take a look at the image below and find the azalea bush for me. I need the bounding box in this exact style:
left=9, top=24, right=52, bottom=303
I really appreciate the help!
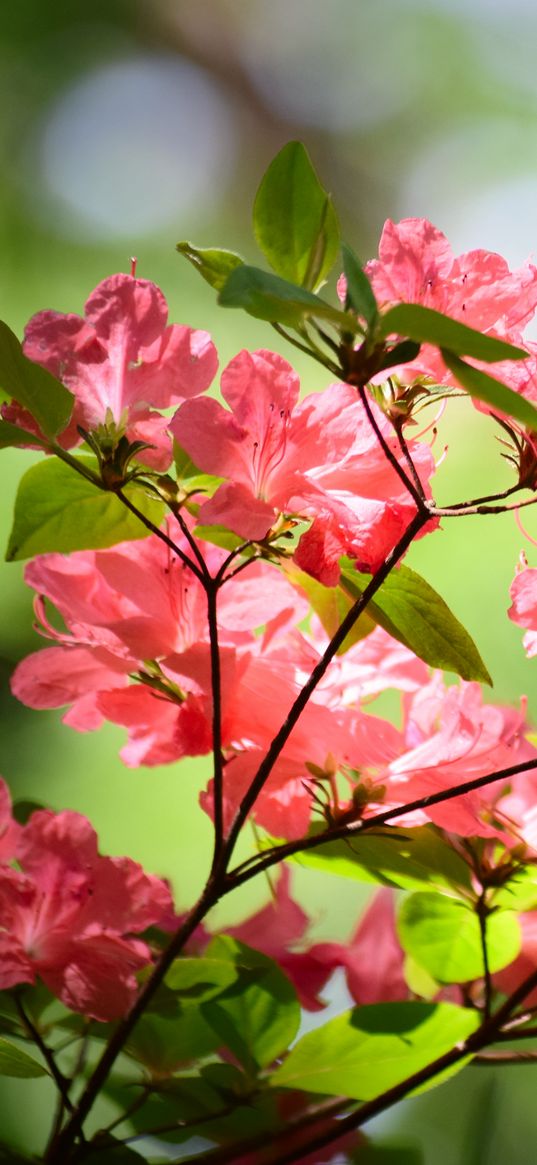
left=2, top=141, right=537, bottom=1163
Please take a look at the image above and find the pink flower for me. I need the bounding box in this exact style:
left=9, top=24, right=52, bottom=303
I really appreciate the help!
left=0, top=778, right=21, bottom=862
left=362, top=218, right=537, bottom=386
left=384, top=677, right=537, bottom=838
left=171, top=350, right=436, bottom=582
left=509, top=565, right=537, bottom=658
left=15, top=273, right=218, bottom=468
left=0, top=808, right=173, bottom=1020
left=11, top=530, right=307, bottom=767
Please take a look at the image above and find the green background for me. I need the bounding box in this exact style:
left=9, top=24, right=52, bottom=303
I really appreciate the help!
left=1, top=1, right=537, bottom=1159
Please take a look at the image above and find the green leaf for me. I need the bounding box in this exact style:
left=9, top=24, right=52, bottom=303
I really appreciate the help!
left=201, top=938, right=300, bottom=1072
left=285, top=562, right=376, bottom=652
left=0, top=321, right=73, bottom=437
left=341, top=242, right=378, bottom=326
left=441, top=350, right=537, bottom=431
left=288, top=824, right=473, bottom=894
left=5, top=457, right=164, bottom=560
left=271, top=1001, right=479, bottom=1098
left=378, top=303, right=527, bottom=363
left=0, top=1038, right=48, bottom=1078
left=340, top=561, right=492, bottom=684
left=164, top=937, right=247, bottom=1000
left=397, top=892, right=521, bottom=983
left=492, top=865, right=537, bottom=912
left=176, top=241, right=244, bottom=291
left=219, top=265, right=353, bottom=331
left=124, top=1008, right=222, bottom=1074
left=253, top=141, right=340, bottom=291
left=0, top=419, right=48, bottom=449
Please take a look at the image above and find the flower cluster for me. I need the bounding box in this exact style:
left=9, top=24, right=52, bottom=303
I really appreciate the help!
left=0, top=780, right=173, bottom=1020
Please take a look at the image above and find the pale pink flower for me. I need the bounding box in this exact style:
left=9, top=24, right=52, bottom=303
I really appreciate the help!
left=385, top=678, right=537, bottom=838
left=0, top=808, right=173, bottom=1020
left=361, top=217, right=537, bottom=386
left=14, top=273, right=218, bottom=468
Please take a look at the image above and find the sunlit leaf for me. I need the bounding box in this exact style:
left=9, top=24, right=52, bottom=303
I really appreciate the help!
left=341, top=561, right=492, bottom=684
left=6, top=457, right=164, bottom=560
left=398, top=892, right=521, bottom=982
left=219, top=265, right=353, bottom=330
left=254, top=141, right=340, bottom=291
left=271, top=1002, right=479, bottom=1098
left=379, top=304, right=527, bottom=363
left=176, top=241, right=244, bottom=291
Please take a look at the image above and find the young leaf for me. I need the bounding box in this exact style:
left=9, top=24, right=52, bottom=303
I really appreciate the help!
left=201, top=938, right=300, bottom=1073
left=378, top=303, right=527, bottom=363
left=0, top=321, right=73, bottom=438
left=218, top=265, right=353, bottom=331
left=341, top=242, right=378, bottom=326
left=288, top=825, right=473, bottom=894
left=271, top=1001, right=479, bottom=1098
left=397, top=892, right=521, bottom=983
left=253, top=141, right=340, bottom=291
left=5, top=457, right=164, bottom=560
left=176, top=242, right=244, bottom=291
left=340, top=561, right=492, bottom=684
left=441, top=350, right=537, bottom=431
left=0, top=1038, right=48, bottom=1078
left=0, top=419, right=47, bottom=449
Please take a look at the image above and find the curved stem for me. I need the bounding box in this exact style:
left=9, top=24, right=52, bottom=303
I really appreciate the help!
left=357, top=384, right=424, bottom=508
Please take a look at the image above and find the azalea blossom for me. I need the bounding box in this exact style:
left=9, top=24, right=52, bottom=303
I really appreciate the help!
left=509, top=564, right=537, bottom=659
left=171, top=349, right=436, bottom=583
left=0, top=804, right=173, bottom=1020
left=8, top=272, right=218, bottom=469
left=362, top=217, right=537, bottom=388
left=10, top=529, right=308, bottom=767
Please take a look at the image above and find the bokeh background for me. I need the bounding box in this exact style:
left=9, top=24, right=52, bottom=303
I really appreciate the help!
left=1, top=0, right=537, bottom=1159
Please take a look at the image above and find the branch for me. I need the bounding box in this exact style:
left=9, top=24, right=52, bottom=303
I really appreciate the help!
left=115, top=489, right=205, bottom=583
left=207, top=582, right=225, bottom=872
left=222, top=509, right=428, bottom=864
left=357, top=384, right=425, bottom=508
left=15, top=994, right=75, bottom=1116
left=228, top=756, right=537, bottom=886
left=477, top=892, right=493, bottom=1019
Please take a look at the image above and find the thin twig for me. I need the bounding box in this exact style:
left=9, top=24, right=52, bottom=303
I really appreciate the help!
left=15, top=994, right=75, bottom=1115
left=115, top=489, right=205, bottom=582
left=477, top=892, right=493, bottom=1020
left=207, top=582, right=225, bottom=872
left=221, top=508, right=428, bottom=864
left=357, top=384, right=424, bottom=508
